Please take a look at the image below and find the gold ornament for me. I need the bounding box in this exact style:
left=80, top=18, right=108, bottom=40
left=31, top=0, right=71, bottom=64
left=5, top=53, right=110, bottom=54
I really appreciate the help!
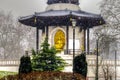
left=54, top=29, right=65, bottom=50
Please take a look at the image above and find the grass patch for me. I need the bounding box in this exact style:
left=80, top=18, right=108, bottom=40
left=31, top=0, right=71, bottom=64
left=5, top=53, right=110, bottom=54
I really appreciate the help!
left=0, top=71, right=17, bottom=79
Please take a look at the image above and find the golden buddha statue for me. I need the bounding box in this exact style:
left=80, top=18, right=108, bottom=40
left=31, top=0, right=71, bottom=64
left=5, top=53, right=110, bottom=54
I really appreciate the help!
left=54, top=29, right=65, bottom=50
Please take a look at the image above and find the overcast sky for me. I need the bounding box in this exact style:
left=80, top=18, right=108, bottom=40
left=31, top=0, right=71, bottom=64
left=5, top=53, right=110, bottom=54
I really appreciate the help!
left=0, top=0, right=102, bottom=18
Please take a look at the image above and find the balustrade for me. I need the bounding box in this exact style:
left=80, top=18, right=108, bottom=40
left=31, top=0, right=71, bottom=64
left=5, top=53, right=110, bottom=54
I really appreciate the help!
left=0, top=58, right=120, bottom=66
left=64, top=49, right=96, bottom=55
left=0, top=60, right=19, bottom=66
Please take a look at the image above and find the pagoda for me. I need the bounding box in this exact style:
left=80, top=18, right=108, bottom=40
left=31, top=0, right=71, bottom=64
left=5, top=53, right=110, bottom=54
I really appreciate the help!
left=19, top=0, right=105, bottom=72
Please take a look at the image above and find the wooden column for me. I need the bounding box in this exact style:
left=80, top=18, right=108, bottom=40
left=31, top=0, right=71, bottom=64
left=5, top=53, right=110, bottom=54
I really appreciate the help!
left=87, top=27, right=89, bottom=54
left=46, top=26, right=49, bottom=38
left=42, top=26, right=46, bottom=41
left=84, top=28, right=86, bottom=53
left=36, top=27, right=39, bottom=53
left=80, top=29, right=86, bottom=53
left=66, top=25, right=69, bottom=54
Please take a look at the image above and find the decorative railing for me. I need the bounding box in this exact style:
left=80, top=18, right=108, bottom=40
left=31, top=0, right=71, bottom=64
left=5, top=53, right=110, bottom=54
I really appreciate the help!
left=87, top=59, right=120, bottom=66
left=0, top=59, right=120, bottom=66
left=64, top=49, right=81, bottom=55
left=64, top=49, right=95, bottom=55
left=0, top=60, right=20, bottom=66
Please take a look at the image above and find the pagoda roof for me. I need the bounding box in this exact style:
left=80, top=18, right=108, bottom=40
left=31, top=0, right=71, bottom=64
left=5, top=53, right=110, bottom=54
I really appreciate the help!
left=18, top=10, right=105, bottom=29
left=47, top=0, right=79, bottom=5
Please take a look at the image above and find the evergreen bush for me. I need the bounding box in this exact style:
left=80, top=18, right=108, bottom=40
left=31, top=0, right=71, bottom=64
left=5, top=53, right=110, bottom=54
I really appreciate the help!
left=31, top=37, right=66, bottom=71
left=73, top=53, right=87, bottom=77
left=19, top=51, right=32, bottom=74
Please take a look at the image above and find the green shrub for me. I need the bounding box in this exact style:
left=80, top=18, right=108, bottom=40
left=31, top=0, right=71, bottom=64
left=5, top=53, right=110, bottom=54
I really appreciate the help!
left=31, top=37, right=66, bottom=71
left=19, top=52, right=32, bottom=74
left=73, top=53, right=87, bottom=77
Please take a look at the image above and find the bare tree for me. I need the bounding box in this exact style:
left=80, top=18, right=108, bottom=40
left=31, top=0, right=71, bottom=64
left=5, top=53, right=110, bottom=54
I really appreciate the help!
left=0, top=11, right=36, bottom=60
left=100, top=0, right=120, bottom=38
left=91, top=0, right=120, bottom=59
left=91, top=57, right=114, bottom=80
left=101, top=64, right=114, bottom=80
left=90, top=1, right=120, bottom=79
